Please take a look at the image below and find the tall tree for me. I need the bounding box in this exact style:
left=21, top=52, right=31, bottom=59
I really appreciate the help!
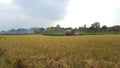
left=101, top=25, right=107, bottom=31
left=91, top=22, right=100, bottom=29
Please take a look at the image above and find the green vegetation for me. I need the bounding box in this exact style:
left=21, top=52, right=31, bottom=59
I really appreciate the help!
left=35, top=22, right=120, bottom=36
left=1, top=22, right=120, bottom=35
left=0, top=35, right=120, bottom=68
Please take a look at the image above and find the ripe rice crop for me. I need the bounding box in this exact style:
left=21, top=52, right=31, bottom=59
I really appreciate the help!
left=0, top=35, right=120, bottom=68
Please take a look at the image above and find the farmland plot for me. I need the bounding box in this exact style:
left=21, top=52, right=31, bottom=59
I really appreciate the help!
left=0, top=35, right=120, bottom=68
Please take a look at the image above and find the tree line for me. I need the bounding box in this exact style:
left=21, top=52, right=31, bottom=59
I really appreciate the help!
left=34, top=22, right=120, bottom=35
left=0, top=22, right=120, bottom=35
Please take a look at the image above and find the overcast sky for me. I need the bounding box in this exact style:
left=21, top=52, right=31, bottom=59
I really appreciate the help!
left=0, top=0, right=69, bottom=30
left=0, top=0, right=120, bottom=30
left=55, top=0, right=120, bottom=28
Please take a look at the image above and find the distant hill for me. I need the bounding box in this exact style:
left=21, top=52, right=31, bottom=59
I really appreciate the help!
left=0, top=28, right=39, bottom=34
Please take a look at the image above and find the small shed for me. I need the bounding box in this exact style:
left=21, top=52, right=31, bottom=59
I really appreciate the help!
left=65, top=29, right=75, bottom=36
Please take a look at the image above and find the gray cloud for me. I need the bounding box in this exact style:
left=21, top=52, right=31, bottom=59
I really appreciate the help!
left=0, top=0, right=69, bottom=30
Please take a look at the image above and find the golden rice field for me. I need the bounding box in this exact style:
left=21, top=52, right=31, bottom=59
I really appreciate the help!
left=0, top=35, right=120, bottom=68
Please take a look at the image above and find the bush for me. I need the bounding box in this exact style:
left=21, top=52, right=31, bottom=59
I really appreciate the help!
left=42, top=33, right=65, bottom=36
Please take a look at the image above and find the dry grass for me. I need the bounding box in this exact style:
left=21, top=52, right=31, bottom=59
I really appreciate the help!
left=0, top=35, right=120, bottom=68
